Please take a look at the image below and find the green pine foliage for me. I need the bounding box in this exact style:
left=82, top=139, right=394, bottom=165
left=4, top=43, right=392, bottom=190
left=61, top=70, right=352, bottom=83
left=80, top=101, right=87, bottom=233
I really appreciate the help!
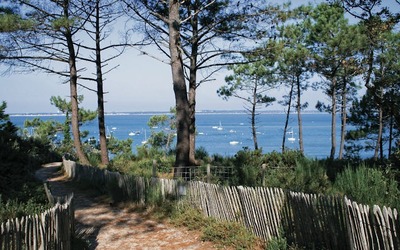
left=333, top=165, right=400, bottom=209
left=0, top=102, right=57, bottom=222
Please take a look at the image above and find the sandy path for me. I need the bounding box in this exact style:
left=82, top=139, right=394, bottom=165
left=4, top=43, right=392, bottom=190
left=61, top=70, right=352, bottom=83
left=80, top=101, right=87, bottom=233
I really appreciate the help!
left=35, top=163, right=220, bottom=250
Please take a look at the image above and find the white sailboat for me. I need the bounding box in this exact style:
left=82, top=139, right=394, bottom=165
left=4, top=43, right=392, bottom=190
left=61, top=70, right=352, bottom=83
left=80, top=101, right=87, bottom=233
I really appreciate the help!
left=217, top=121, right=223, bottom=131
left=229, top=141, right=239, bottom=145
left=141, top=130, right=147, bottom=144
left=287, top=129, right=296, bottom=142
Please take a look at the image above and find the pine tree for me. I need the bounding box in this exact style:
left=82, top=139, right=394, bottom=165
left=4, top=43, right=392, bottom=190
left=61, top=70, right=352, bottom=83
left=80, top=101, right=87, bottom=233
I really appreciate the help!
left=307, top=2, right=363, bottom=160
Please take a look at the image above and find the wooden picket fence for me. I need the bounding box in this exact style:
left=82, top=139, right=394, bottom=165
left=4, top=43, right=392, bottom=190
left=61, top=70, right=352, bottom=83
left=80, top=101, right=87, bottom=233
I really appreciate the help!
left=63, top=160, right=184, bottom=203
left=0, top=194, right=74, bottom=250
left=345, top=197, right=400, bottom=249
left=63, top=160, right=399, bottom=249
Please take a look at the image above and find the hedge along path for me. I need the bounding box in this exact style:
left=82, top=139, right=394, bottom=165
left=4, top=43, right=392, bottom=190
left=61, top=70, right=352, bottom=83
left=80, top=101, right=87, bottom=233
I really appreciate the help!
left=35, top=162, right=221, bottom=250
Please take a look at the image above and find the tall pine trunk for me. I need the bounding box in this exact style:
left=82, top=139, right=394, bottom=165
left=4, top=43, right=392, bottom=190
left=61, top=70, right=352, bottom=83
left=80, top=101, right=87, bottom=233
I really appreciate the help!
left=251, top=80, right=259, bottom=150
left=95, top=1, right=109, bottom=165
left=374, top=96, right=383, bottom=161
left=169, top=0, right=191, bottom=179
left=339, top=78, right=347, bottom=159
left=188, top=8, right=199, bottom=165
left=282, top=78, right=294, bottom=153
left=188, top=49, right=198, bottom=165
left=64, top=3, right=90, bottom=166
left=296, top=75, right=304, bottom=154
left=189, top=78, right=197, bottom=165
left=330, top=78, right=337, bottom=160
left=388, top=97, right=394, bottom=158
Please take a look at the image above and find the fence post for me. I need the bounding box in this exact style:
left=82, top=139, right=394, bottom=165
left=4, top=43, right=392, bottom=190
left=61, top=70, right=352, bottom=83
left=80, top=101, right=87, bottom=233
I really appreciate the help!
left=261, top=164, right=267, bottom=187
left=43, top=181, right=55, bottom=205
left=152, top=160, right=157, bottom=178
left=207, top=164, right=211, bottom=183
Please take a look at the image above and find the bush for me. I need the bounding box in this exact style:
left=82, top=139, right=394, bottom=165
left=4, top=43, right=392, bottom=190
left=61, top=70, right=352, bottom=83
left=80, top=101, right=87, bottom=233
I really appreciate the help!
left=229, top=149, right=307, bottom=187
left=265, top=158, right=331, bottom=194
left=265, top=150, right=305, bottom=169
left=291, top=158, right=330, bottom=194
left=202, top=220, right=258, bottom=249
left=195, top=146, right=209, bottom=162
left=171, top=203, right=259, bottom=249
left=0, top=103, right=60, bottom=216
left=171, top=204, right=210, bottom=230
left=333, top=165, right=400, bottom=208
left=0, top=183, right=50, bottom=223
left=230, top=149, right=265, bottom=186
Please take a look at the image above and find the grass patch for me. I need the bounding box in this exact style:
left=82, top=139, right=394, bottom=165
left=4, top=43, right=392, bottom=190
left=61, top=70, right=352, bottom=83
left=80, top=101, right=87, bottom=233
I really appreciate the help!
left=170, top=203, right=262, bottom=249
left=201, top=220, right=259, bottom=249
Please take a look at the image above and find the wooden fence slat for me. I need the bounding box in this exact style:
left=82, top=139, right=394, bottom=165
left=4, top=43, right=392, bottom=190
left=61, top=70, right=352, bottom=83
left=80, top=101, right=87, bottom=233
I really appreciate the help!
left=237, top=186, right=250, bottom=230
left=0, top=222, right=3, bottom=250
left=4, top=219, right=9, bottom=250
left=374, top=205, right=387, bottom=249
left=256, top=188, right=268, bottom=239
left=268, top=187, right=280, bottom=238
left=360, top=204, right=374, bottom=249
left=383, top=207, right=395, bottom=250
left=393, top=208, right=399, bottom=249
left=229, top=185, right=242, bottom=223
left=16, top=217, right=22, bottom=250
left=257, top=187, right=272, bottom=240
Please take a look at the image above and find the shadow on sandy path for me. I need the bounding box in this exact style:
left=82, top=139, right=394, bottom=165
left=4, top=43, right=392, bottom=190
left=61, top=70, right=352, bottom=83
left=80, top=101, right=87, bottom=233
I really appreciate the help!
left=35, top=162, right=221, bottom=250
left=36, top=162, right=102, bottom=249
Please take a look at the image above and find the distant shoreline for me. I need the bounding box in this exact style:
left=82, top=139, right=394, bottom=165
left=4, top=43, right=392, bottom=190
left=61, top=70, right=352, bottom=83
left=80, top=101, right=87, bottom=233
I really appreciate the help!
left=10, top=110, right=327, bottom=116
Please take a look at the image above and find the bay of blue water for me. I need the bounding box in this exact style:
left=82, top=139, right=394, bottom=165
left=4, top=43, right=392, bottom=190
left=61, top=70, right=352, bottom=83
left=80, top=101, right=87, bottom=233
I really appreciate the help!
left=10, top=112, right=358, bottom=159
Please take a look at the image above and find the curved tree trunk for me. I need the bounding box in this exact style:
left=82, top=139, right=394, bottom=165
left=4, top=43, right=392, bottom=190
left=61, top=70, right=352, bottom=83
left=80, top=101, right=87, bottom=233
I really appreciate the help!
left=64, top=4, right=90, bottom=166
left=67, top=47, right=90, bottom=165
left=169, top=0, right=190, bottom=179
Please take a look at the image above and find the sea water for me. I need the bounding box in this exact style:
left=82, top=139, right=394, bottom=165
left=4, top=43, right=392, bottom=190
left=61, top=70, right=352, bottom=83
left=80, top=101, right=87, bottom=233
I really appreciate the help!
left=9, top=111, right=364, bottom=159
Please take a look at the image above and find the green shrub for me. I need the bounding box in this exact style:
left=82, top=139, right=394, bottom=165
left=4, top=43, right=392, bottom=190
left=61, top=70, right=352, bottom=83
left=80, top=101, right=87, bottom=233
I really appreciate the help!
left=265, top=150, right=304, bottom=169
left=0, top=199, right=48, bottom=223
left=230, top=149, right=265, bottom=186
left=145, top=180, right=164, bottom=205
left=128, top=159, right=155, bottom=177
left=171, top=204, right=210, bottom=230
left=266, top=235, right=288, bottom=250
left=292, top=158, right=330, bottom=193
left=87, top=151, right=101, bottom=167
left=171, top=203, right=259, bottom=249
left=195, top=146, right=209, bottom=162
left=0, top=187, right=50, bottom=223
left=333, top=165, right=400, bottom=208
left=202, top=220, right=258, bottom=249
left=230, top=150, right=327, bottom=192
left=265, top=158, right=331, bottom=194
left=155, top=155, right=175, bottom=174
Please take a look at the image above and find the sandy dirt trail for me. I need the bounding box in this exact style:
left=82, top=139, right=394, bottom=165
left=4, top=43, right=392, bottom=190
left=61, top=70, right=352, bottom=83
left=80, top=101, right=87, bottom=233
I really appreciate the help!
left=35, top=162, right=220, bottom=250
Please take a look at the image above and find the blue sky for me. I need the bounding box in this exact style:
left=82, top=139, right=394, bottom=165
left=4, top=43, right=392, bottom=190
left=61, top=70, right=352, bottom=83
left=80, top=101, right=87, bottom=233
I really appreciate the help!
left=1, top=0, right=397, bottom=114
left=0, top=1, right=319, bottom=113
left=0, top=49, right=254, bottom=113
